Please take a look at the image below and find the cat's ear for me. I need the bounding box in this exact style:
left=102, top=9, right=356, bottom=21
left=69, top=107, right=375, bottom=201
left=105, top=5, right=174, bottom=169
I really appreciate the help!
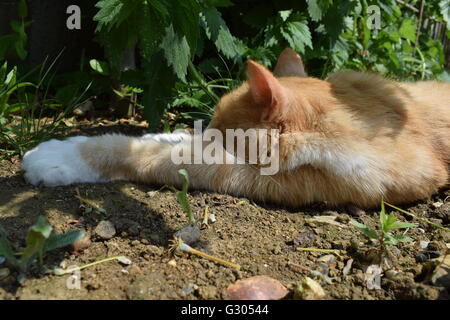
left=247, top=60, right=287, bottom=122
left=273, top=48, right=307, bottom=77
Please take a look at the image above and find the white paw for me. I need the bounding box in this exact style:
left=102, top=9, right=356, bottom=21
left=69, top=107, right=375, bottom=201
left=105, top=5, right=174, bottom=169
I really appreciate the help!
left=21, top=136, right=103, bottom=187
left=141, top=130, right=191, bottom=145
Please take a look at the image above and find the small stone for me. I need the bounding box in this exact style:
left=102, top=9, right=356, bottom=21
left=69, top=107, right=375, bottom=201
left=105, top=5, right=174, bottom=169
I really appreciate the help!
left=432, top=202, right=443, bottom=209
left=131, top=240, right=141, bottom=246
left=294, top=277, right=326, bottom=300
left=226, top=276, right=288, bottom=300
left=385, top=269, right=400, bottom=280
left=182, top=283, right=198, bottom=295
left=208, top=214, right=216, bottom=223
left=117, top=257, right=132, bottom=265
left=317, top=254, right=336, bottom=265
left=174, top=224, right=201, bottom=245
left=293, top=231, right=316, bottom=247
left=146, top=191, right=157, bottom=197
left=0, top=256, right=5, bottom=265
left=95, top=220, right=116, bottom=240
left=431, top=255, right=450, bottom=288
left=342, top=259, right=353, bottom=276
left=336, top=214, right=350, bottom=224
left=168, top=259, right=177, bottom=267
left=70, top=235, right=91, bottom=253
left=419, top=240, right=430, bottom=249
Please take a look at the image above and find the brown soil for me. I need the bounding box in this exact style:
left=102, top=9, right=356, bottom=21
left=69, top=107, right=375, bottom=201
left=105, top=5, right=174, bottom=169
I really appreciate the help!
left=0, top=123, right=449, bottom=300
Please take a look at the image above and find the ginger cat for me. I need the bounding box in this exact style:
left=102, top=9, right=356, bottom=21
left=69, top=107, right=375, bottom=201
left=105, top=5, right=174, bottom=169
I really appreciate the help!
left=21, top=48, right=450, bottom=208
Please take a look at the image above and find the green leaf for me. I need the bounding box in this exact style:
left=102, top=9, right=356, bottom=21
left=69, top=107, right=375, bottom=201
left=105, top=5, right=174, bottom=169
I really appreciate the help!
left=0, top=225, right=18, bottom=266
left=307, top=0, right=325, bottom=22
left=399, top=18, right=416, bottom=42
left=202, top=7, right=244, bottom=59
left=4, top=67, right=17, bottom=87
left=160, top=25, right=190, bottom=82
left=142, top=51, right=177, bottom=130
left=279, top=10, right=292, bottom=22
left=89, top=59, right=110, bottom=76
left=176, top=169, right=195, bottom=223
left=350, top=219, right=378, bottom=240
left=44, top=230, right=85, bottom=253
left=170, top=0, right=201, bottom=55
left=384, top=220, right=417, bottom=231
left=384, top=233, right=413, bottom=245
left=20, top=216, right=53, bottom=270
left=280, top=20, right=313, bottom=53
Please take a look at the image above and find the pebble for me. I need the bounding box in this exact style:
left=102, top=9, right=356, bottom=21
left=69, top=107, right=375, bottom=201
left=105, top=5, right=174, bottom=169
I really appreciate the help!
left=294, top=277, right=326, bottom=300
left=415, top=251, right=441, bottom=262
left=94, top=220, right=116, bottom=240
left=317, top=254, right=336, bottom=265
left=182, top=283, right=198, bottom=295
left=293, top=231, right=316, bottom=247
left=0, top=256, right=5, bottom=265
left=419, top=240, right=430, bottom=249
left=70, top=235, right=91, bottom=253
left=174, top=224, right=201, bottom=245
left=117, top=257, right=132, bottom=265
left=431, top=255, right=450, bottom=288
left=168, top=259, right=177, bottom=267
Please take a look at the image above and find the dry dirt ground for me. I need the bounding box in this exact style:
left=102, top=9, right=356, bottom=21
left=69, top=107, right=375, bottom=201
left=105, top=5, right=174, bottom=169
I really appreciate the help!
left=0, top=123, right=449, bottom=300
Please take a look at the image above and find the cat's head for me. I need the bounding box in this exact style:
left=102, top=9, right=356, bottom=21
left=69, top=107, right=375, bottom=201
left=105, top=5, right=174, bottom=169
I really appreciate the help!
left=209, top=48, right=331, bottom=134
left=208, top=48, right=333, bottom=172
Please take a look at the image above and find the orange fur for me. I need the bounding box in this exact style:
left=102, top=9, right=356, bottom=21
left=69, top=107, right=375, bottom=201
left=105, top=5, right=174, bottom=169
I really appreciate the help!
left=78, top=48, right=450, bottom=208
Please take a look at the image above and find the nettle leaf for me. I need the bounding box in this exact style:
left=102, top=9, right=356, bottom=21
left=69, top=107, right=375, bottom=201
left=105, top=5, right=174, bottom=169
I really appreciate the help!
left=170, top=0, right=201, bottom=55
left=399, top=18, right=416, bottom=42
left=307, top=0, right=332, bottom=22
left=202, top=7, right=244, bottom=59
left=280, top=20, right=313, bottom=53
left=440, top=0, right=450, bottom=28
left=160, top=25, right=190, bottom=82
left=139, top=3, right=165, bottom=58
left=142, top=51, right=178, bottom=130
left=351, top=219, right=378, bottom=240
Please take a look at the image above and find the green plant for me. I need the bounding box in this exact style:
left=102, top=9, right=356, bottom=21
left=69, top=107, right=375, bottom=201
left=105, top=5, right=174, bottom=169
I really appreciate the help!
left=351, top=200, right=417, bottom=259
left=0, top=216, right=84, bottom=278
left=0, top=56, right=91, bottom=157
left=0, top=61, right=35, bottom=119
left=0, top=0, right=31, bottom=60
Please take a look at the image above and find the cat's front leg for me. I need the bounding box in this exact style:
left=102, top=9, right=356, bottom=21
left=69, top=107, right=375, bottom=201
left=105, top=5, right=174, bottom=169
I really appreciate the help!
left=21, top=136, right=105, bottom=186
left=21, top=132, right=190, bottom=187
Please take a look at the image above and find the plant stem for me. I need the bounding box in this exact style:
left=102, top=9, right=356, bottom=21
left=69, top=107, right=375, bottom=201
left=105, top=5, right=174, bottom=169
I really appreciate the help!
left=171, top=237, right=240, bottom=270
left=384, top=202, right=450, bottom=232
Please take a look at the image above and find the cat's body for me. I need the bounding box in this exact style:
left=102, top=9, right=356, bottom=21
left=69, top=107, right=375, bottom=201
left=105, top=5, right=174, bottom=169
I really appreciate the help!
left=21, top=49, right=450, bottom=208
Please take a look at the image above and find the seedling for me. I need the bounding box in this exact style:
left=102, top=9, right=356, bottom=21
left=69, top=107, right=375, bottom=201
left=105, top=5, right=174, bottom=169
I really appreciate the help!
left=351, top=200, right=417, bottom=262
left=169, top=236, right=240, bottom=270
left=0, top=216, right=84, bottom=279
left=172, top=169, right=195, bottom=224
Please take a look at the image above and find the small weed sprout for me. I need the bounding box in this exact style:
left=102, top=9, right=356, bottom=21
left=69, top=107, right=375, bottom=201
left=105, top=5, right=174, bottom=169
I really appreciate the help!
left=0, top=216, right=84, bottom=280
left=351, top=200, right=417, bottom=262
